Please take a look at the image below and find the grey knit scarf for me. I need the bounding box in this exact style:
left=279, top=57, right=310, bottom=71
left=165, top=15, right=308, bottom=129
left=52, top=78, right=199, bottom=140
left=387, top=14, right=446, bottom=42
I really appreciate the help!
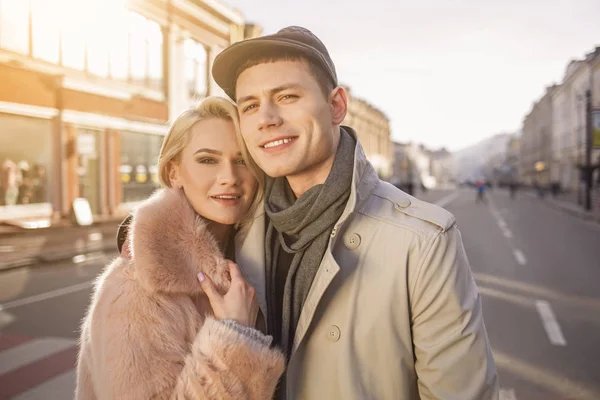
left=264, top=128, right=355, bottom=356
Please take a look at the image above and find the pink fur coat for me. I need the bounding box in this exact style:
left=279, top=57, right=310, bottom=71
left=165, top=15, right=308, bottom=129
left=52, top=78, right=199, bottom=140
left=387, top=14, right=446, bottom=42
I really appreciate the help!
left=75, top=188, right=285, bottom=399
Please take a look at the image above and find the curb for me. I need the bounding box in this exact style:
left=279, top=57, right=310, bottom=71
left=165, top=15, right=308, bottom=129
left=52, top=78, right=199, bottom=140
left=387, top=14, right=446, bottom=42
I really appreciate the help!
left=523, top=192, right=600, bottom=225
left=0, top=243, right=116, bottom=272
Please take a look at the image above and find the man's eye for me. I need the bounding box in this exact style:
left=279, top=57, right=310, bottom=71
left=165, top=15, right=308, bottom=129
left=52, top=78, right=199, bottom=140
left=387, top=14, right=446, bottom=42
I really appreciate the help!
left=281, top=94, right=297, bottom=101
left=235, top=159, right=247, bottom=165
left=243, top=104, right=258, bottom=113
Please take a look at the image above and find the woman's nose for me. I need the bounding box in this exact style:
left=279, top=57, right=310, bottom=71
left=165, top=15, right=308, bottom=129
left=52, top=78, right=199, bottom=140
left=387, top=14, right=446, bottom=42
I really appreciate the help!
left=217, top=162, right=240, bottom=186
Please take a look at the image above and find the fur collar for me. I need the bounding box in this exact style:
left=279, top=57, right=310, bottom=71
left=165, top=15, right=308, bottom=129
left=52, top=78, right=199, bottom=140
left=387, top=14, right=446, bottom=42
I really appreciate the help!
left=129, top=188, right=230, bottom=295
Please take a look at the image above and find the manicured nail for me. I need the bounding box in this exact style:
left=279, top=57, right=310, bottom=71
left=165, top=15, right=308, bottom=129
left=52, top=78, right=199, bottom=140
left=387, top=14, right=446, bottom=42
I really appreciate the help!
left=197, top=272, right=205, bottom=282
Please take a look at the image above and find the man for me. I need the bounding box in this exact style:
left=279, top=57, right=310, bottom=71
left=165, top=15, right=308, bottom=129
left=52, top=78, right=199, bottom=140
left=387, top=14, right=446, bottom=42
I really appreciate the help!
left=212, top=26, right=498, bottom=399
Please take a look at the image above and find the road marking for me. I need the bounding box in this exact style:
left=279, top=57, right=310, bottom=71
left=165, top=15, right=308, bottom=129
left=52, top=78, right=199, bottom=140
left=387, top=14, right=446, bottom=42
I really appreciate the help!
left=12, top=370, right=76, bottom=400
left=435, top=191, right=460, bottom=208
left=499, top=388, right=517, bottom=400
left=536, top=300, right=567, bottom=346
left=0, top=245, right=15, bottom=253
left=513, top=249, right=527, bottom=265
left=88, top=232, right=103, bottom=241
left=72, top=251, right=105, bottom=264
left=0, top=338, right=74, bottom=375
left=493, top=351, right=600, bottom=400
left=487, top=194, right=514, bottom=239
left=0, top=281, right=93, bottom=311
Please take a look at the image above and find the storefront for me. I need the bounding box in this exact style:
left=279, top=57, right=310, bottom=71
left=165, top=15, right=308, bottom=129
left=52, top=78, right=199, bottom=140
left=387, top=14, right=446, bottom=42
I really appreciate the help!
left=119, top=130, right=163, bottom=205
left=0, top=113, right=53, bottom=220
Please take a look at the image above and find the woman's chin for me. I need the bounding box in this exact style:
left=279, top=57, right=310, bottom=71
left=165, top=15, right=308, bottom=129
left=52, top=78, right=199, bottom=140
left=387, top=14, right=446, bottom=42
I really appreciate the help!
left=204, top=212, right=240, bottom=226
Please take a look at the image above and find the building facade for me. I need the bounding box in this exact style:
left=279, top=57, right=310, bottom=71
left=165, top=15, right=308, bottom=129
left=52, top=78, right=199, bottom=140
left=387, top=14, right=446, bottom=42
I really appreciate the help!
left=551, top=47, right=600, bottom=192
left=342, top=86, right=393, bottom=178
left=0, top=0, right=258, bottom=224
left=520, top=85, right=557, bottom=186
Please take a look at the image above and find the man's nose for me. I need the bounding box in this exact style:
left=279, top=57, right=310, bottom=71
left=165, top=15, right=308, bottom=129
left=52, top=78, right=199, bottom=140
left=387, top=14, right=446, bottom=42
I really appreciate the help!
left=257, top=102, right=283, bottom=130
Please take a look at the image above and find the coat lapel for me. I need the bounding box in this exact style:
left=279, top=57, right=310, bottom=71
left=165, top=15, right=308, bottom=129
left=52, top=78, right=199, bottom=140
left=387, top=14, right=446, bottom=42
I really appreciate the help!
left=235, top=207, right=268, bottom=319
left=291, top=251, right=340, bottom=354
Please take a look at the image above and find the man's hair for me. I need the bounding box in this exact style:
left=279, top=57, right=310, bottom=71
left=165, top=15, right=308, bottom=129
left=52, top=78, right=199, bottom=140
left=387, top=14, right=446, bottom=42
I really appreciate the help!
left=234, top=50, right=335, bottom=99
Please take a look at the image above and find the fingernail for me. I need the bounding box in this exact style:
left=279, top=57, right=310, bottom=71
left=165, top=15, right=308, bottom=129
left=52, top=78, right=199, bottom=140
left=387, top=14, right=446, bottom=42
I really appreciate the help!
left=197, top=272, right=205, bottom=282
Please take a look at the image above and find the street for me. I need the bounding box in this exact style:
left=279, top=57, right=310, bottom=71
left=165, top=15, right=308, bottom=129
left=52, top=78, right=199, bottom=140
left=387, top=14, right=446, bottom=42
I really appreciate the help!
left=1, top=189, right=599, bottom=399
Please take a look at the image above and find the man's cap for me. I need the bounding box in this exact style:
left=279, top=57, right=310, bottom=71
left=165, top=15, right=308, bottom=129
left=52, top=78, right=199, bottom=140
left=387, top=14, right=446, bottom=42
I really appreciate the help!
left=212, top=26, right=338, bottom=101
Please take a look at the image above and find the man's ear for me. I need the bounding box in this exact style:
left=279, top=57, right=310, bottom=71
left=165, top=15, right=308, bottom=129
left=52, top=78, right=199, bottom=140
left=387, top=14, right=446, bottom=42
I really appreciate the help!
left=329, top=86, right=348, bottom=125
left=168, top=161, right=181, bottom=188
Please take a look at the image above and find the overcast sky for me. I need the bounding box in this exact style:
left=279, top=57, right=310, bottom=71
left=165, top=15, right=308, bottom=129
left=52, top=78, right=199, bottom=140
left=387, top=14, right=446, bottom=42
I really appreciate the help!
left=224, top=0, right=600, bottom=151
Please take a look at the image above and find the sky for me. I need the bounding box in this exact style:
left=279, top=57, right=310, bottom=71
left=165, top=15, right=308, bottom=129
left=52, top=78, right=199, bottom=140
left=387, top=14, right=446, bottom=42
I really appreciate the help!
left=224, top=0, right=600, bottom=151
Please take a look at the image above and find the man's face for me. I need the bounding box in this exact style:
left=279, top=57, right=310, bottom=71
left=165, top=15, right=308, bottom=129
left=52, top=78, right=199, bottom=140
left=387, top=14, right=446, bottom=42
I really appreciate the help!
left=235, top=60, right=341, bottom=181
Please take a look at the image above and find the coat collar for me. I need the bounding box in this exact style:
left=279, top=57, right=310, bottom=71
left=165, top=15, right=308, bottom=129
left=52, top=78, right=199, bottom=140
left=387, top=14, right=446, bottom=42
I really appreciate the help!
left=336, top=126, right=380, bottom=230
left=130, top=188, right=230, bottom=295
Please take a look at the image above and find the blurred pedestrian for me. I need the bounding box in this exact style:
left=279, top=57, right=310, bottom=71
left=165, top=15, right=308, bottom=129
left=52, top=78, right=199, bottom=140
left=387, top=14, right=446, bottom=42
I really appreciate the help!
left=211, top=25, right=498, bottom=399
left=76, top=97, right=284, bottom=399
left=509, top=180, right=518, bottom=199
left=476, top=179, right=487, bottom=203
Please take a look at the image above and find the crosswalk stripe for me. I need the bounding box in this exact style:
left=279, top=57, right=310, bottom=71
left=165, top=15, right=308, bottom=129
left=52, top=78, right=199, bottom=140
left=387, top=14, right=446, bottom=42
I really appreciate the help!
left=0, top=346, right=77, bottom=399
left=0, top=338, right=74, bottom=375
left=0, top=334, right=31, bottom=352
left=12, top=369, right=76, bottom=400
left=500, top=388, right=517, bottom=400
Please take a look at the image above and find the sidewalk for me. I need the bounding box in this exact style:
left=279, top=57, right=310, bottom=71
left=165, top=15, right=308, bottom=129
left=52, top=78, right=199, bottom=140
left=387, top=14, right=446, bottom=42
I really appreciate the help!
left=522, top=189, right=600, bottom=224
left=0, top=219, right=123, bottom=271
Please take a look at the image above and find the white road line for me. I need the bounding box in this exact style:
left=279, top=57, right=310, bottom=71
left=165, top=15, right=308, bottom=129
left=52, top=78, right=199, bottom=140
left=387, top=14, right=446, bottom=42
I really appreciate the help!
left=0, top=281, right=93, bottom=312
left=12, top=370, right=76, bottom=400
left=497, top=219, right=507, bottom=229
left=499, top=388, right=517, bottom=400
left=0, top=338, right=75, bottom=375
left=435, top=191, right=460, bottom=208
left=536, top=300, right=567, bottom=346
left=502, top=229, right=513, bottom=238
left=513, top=249, right=527, bottom=265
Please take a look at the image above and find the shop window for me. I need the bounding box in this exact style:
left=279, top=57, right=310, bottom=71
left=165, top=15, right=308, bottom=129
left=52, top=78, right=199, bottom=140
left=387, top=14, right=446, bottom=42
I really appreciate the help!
left=119, top=131, right=163, bottom=203
left=0, top=115, right=51, bottom=207
left=0, top=0, right=30, bottom=55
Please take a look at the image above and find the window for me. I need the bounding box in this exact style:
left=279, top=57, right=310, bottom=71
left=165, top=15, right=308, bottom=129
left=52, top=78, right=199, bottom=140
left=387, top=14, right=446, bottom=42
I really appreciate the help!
left=147, top=21, right=163, bottom=91
left=31, top=0, right=60, bottom=63
left=0, top=3, right=163, bottom=90
left=0, top=114, right=52, bottom=206
left=119, top=131, right=163, bottom=203
left=128, top=12, right=163, bottom=89
left=62, top=20, right=86, bottom=70
left=184, top=39, right=208, bottom=97
left=0, top=0, right=30, bottom=54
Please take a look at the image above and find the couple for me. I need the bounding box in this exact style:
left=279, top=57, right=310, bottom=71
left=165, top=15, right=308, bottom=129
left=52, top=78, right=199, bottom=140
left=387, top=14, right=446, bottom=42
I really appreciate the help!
left=76, top=26, right=499, bottom=399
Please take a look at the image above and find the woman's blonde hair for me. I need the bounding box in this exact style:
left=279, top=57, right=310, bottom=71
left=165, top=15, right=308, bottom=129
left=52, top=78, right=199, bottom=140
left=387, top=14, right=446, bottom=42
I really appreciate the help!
left=158, top=96, right=264, bottom=229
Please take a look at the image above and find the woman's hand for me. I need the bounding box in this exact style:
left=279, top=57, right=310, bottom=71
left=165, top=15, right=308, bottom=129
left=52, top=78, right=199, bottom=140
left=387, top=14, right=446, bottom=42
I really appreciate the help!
left=197, top=261, right=258, bottom=327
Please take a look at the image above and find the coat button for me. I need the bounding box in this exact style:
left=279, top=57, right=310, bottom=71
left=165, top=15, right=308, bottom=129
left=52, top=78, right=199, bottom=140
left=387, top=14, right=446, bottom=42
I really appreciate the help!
left=327, top=325, right=341, bottom=342
left=396, top=198, right=411, bottom=208
left=343, top=233, right=361, bottom=250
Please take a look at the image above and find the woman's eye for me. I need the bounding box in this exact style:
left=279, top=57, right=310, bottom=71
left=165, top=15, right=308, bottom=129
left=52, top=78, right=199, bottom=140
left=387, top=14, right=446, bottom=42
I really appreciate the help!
left=198, top=158, right=216, bottom=164
left=235, top=159, right=247, bottom=165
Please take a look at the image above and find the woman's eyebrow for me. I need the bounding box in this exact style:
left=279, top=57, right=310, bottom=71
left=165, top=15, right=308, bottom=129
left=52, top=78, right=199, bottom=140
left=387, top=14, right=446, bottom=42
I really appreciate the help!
left=194, top=148, right=221, bottom=155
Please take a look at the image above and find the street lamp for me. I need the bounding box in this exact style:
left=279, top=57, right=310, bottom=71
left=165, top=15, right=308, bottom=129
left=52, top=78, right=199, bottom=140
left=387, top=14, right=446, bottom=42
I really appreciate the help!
left=534, top=161, right=546, bottom=172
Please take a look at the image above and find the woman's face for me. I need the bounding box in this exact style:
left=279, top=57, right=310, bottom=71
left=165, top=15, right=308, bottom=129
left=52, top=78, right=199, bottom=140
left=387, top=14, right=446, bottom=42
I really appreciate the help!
left=170, top=118, right=257, bottom=226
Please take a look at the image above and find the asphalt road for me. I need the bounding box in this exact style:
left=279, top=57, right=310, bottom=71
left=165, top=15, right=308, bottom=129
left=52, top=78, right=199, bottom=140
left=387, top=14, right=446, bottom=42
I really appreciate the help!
left=1, top=188, right=599, bottom=399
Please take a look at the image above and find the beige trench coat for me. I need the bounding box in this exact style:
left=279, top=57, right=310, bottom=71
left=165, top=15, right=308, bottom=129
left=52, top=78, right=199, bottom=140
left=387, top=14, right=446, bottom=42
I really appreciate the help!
left=235, top=131, right=499, bottom=400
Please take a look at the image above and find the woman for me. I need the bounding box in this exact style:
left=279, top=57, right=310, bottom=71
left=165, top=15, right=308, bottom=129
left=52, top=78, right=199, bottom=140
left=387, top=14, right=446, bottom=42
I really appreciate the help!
left=76, top=97, right=284, bottom=399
